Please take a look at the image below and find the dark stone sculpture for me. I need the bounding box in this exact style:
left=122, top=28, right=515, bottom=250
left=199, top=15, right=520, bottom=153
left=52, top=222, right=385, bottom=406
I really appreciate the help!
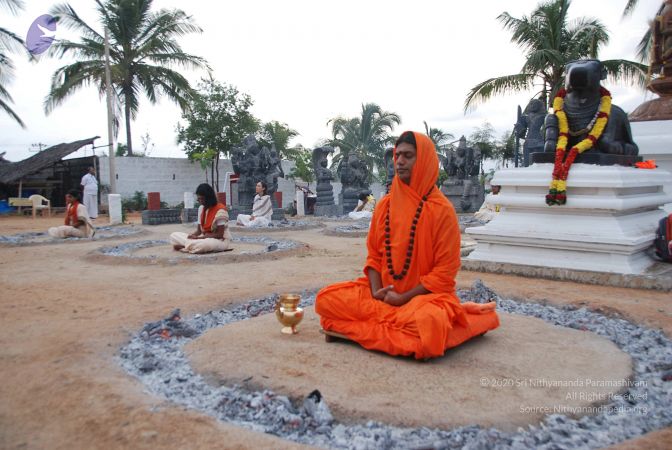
left=537, top=59, right=640, bottom=165
left=231, top=135, right=284, bottom=220
left=630, top=1, right=672, bottom=121
left=266, top=145, right=284, bottom=203
left=440, top=136, right=484, bottom=213
left=312, top=146, right=339, bottom=216
left=384, top=147, right=395, bottom=193
left=339, top=153, right=369, bottom=214
left=514, top=98, right=546, bottom=166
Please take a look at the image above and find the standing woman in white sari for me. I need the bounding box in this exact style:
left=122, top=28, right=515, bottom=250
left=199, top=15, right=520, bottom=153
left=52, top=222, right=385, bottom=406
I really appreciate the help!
left=236, top=181, right=273, bottom=228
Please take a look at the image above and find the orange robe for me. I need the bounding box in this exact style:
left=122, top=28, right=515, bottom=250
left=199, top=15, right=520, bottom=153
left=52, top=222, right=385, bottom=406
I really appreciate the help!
left=315, top=132, right=500, bottom=359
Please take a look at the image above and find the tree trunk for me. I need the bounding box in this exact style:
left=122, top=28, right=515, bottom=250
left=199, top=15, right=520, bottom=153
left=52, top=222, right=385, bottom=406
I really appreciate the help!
left=210, top=160, right=215, bottom=189
left=125, top=96, right=133, bottom=156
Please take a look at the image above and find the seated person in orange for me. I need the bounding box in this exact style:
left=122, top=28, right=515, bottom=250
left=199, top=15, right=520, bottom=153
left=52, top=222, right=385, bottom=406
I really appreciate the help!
left=48, top=189, right=95, bottom=239
left=170, top=183, right=231, bottom=254
left=315, top=131, right=499, bottom=360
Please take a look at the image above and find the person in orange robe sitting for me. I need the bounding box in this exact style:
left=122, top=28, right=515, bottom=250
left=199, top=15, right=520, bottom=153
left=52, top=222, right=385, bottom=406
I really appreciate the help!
left=170, top=183, right=232, bottom=254
left=48, top=189, right=95, bottom=239
left=315, top=131, right=499, bottom=360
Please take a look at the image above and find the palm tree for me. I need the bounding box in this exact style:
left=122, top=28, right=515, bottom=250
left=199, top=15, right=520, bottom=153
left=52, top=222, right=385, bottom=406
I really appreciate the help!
left=464, top=0, right=648, bottom=112
left=423, top=121, right=454, bottom=154
left=622, top=1, right=666, bottom=63
left=45, top=0, right=209, bottom=155
left=0, top=0, right=27, bottom=127
left=259, top=121, right=300, bottom=160
left=327, top=102, right=401, bottom=179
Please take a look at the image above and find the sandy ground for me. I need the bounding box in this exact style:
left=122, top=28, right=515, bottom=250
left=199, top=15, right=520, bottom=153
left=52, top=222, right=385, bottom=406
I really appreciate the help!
left=188, top=310, right=632, bottom=431
left=0, top=212, right=670, bottom=449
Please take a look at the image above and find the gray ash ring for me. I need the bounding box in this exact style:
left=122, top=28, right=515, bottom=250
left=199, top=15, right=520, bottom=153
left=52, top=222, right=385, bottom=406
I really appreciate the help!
left=90, top=236, right=307, bottom=266
left=323, top=221, right=370, bottom=238
left=119, top=282, right=672, bottom=449
left=229, top=220, right=325, bottom=233
left=0, top=225, right=146, bottom=247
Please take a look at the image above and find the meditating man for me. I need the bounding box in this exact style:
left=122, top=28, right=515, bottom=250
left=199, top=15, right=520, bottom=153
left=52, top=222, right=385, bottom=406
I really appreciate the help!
left=348, top=192, right=376, bottom=221
left=48, top=189, right=95, bottom=239
left=170, top=183, right=231, bottom=254
left=316, top=131, right=499, bottom=360
left=236, top=181, right=273, bottom=227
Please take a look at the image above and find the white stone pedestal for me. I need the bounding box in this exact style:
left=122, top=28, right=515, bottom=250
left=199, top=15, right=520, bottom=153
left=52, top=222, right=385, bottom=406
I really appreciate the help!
left=184, top=192, right=194, bottom=209
left=108, top=194, right=122, bottom=225
left=631, top=120, right=672, bottom=213
left=466, top=164, right=672, bottom=274
left=296, top=190, right=305, bottom=216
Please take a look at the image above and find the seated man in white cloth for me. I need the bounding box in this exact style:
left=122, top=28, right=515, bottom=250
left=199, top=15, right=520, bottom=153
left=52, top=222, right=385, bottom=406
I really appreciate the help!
left=170, top=183, right=232, bottom=254
left=236, top=181, right=273, bottom=228
left=348, top=192, right=376, bottom=220
left=474, top=185, right=501, bottom=222
left=48, top=189, right=95, bottom=238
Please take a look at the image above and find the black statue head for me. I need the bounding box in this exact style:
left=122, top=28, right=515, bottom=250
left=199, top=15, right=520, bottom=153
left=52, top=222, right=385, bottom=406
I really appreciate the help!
left=564, top=59, right=606, bottom=94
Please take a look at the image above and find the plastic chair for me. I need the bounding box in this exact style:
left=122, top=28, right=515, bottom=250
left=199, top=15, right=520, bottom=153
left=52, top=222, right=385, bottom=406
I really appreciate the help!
left=29, top=194, right=51, bottom=219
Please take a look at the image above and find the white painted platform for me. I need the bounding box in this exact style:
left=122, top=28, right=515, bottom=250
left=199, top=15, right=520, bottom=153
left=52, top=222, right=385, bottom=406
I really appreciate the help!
left=466, top=164, right=672, bottom=274
left=631, top=119, right=672, bottom=213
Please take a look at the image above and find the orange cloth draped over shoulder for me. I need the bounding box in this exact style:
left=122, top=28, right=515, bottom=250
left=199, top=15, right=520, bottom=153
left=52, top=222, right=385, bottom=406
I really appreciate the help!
left=315, top=131, right=500, bottom=360
left=200, top=203, right=227, bottom=232
left=65, top=201, right=80, bottom=226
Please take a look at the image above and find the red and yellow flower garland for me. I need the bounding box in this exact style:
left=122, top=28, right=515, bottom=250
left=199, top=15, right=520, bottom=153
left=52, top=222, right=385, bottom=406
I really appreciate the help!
left=546, top=87, right=611, bottom=205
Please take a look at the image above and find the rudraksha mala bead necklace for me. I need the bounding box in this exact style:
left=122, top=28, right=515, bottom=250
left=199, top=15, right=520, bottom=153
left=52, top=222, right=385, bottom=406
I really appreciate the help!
left=385, top=186, right=434, bottom=280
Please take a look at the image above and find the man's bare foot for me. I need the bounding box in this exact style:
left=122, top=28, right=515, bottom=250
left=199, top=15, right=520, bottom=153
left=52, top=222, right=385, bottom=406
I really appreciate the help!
left=462, top=301, right=497, bottom=314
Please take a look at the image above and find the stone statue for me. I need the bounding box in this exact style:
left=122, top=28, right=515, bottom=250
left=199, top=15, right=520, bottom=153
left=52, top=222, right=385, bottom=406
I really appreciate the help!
left=440, top=136, right=484, bottom=213
left=651, top=1, right=672, bottom=93
left=515, top=98, right=546, bottom=166
left=265, top=144, right=284, bottom=202
left=440, top=147, right=457, bottom=178
left=627, top=2, right=672, bottom=121
left=339, top=153, right=370, bottom=213
left=543, top=59, right=639, bottom=162
left=232, top=135, right=283, bottom=214
left=384, top=147, right=395, bottom=193
left=312, top=146, right=338, bottom=215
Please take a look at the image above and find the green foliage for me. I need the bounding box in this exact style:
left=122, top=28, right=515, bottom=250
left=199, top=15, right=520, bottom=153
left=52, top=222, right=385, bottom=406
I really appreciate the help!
left=177, top=78, right=259, bottom=159
left=327, top=103, right=401, bottom=182
left=423, top=121, right=454, bottom=154
left=177, top=78, right=259, bottom=191
left=464, top=0, right=647, bottom=111
left=115, top=143, right=127, bottom=157
left=286, top=148, right=315, bottom=183
left=121, top=191, right=147, bottom=212
left=493, top=130, right=517, bottom=166
left=469, top=122, right=498, bottom=161
left=437, top=170, right=448, bottom=187
left=257, top=121, right=300, bottom=160
left=191, top=147, right=218, bottom=172
left=45, top=0, right=209, bottom=155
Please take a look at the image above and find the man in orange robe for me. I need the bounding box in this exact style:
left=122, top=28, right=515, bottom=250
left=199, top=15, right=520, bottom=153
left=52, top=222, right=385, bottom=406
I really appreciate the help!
left=316, top=131, right=499, bottom=360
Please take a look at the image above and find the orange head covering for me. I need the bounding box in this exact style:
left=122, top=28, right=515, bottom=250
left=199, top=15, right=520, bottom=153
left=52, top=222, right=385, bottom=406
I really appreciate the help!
left=375, top=131, right=455, bottom=292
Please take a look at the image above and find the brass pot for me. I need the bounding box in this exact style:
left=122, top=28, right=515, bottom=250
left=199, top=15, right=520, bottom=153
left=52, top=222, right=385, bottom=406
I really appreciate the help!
left=275, top=294, right=304, bottom=334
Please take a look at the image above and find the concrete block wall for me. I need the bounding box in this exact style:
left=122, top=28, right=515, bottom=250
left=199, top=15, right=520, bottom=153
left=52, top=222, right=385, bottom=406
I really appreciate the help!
left=98, top=157, right=382, bottom=208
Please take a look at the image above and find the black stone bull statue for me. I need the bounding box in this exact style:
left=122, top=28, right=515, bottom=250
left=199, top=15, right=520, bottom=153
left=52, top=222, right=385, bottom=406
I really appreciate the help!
left=544, top=59, right=638, bottom=156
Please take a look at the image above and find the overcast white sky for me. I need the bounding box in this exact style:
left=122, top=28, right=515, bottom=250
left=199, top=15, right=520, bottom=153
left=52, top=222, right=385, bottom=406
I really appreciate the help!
left=0, top=0, right=663, bottom=162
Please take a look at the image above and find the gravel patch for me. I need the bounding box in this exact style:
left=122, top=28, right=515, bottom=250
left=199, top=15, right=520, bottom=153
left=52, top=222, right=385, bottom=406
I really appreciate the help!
left=91, top=236, right=305, bottom=266
left=119, top=280, right=671, bottom=449
left=230, top=219, right=324, bottom=233
left=0, top=225, right=145, bottom=246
